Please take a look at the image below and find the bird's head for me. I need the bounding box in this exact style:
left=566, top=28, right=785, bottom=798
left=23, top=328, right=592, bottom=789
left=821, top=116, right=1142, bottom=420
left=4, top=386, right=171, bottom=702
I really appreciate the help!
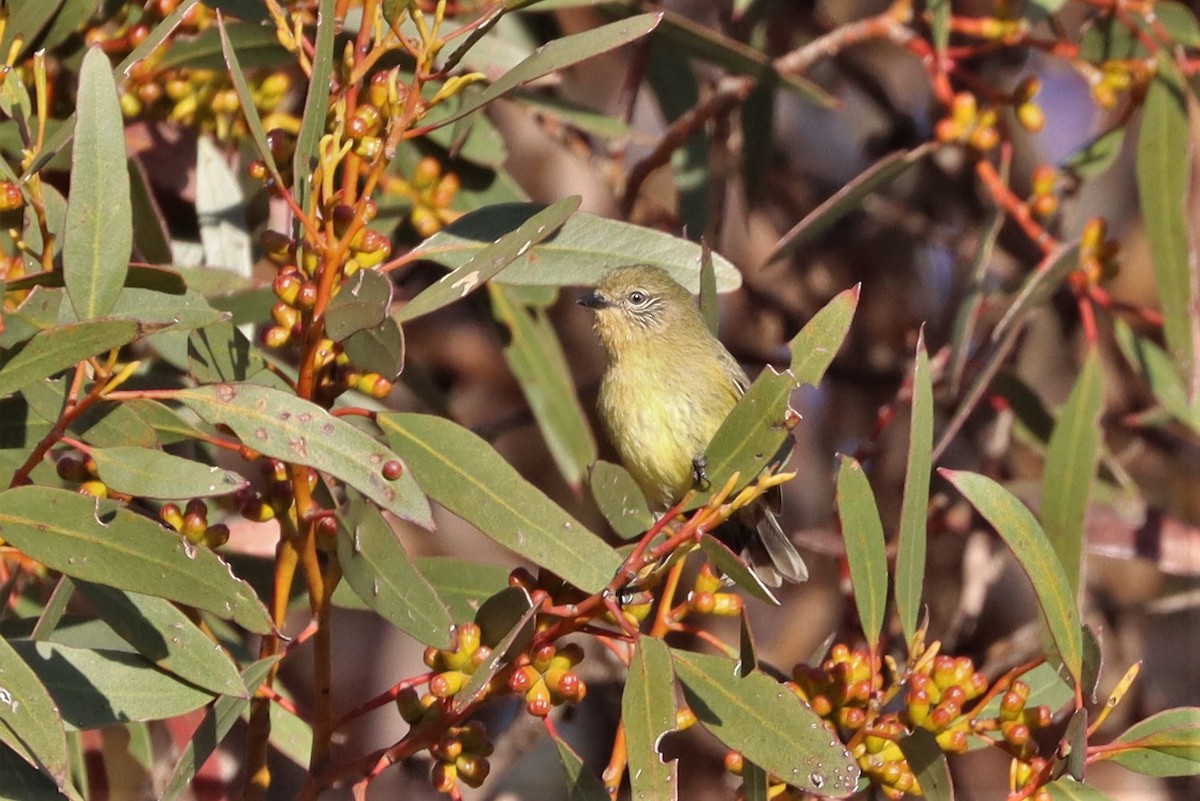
left=578, top=265, right=699, bottom=353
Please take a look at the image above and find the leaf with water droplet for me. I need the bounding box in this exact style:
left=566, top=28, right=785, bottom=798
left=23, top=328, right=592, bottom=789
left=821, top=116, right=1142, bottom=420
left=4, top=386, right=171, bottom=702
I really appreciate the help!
left=0, top=486, right=272, bottom=633
left=671, top=649, right=859, bottom=796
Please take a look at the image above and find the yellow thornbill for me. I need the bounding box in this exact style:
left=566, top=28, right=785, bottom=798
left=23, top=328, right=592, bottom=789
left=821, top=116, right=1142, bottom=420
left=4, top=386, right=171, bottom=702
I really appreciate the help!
left=579, top=265, right=807, bottom=586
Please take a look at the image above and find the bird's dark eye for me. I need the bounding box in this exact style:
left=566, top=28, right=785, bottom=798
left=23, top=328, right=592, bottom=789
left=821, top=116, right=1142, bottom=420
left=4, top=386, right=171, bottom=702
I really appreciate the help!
left=628, top=290, right=648, bottom=306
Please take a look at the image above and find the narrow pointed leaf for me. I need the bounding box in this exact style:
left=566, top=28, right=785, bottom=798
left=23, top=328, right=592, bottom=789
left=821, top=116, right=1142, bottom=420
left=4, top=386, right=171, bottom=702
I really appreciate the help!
left=412, top=557, right=511, bottom=621
left=1097, top=707, right=1200, bottom=776
left=836, top=456, right=888, bottom=652
left=62, top=48, right=131, bottom=320
left=490, top=284, right=596, bottom=489
left=0, top=320, right=140, bottom=399
left=172, top=383, right=432, bottom=528
left=399, top=196, right=580, bottom=322
left=896, top=333, right=933, bottom=644
left=335, top=498, right=453, bottom=648
left=1136, top=59, right=1196, bottom=396
left=0, top=745, right=69, bottom=801
left=622, top=638, right=677, bottom=801
left=454, top=588, right=538, bottom=712
left=378, top=413, right=621, bottom=593
left=694, top=285, right=858, bottom=505
left=994, top=242, right=1080, bottom=341
left=4, top=265, right=186, bottom=295
left=900, top=728, right=954, bottom=801
left=410, top=204, right=742, bottom=291
left=8, top=641, right=214, bottom=729
left=767, top=147, right=930, bottom=264
left=0, top=486, right=272, bottom=634
left=698, top=534, right=777, bottom=605
left=587, top=460, right=653, bottom=539
left=292, top=0, right=335, bottom=222
left=940, top=470, right=1082, bottom=685
left=1114, top=318, right=1200, bottom=433
left=553, top=732, right=609, bottom=801
left=161, top=657, right=279, bottom=801
left=89, top=446, right=247, bottom=500
left=0, top=636, right=68, bottom=787
left=217, top=15, right=280, bottom=184
left=74, top=581, right=247, bottom=697
left=671, top=650, right=859, bottom=796
left=427, top=14, right=661, bottom=132
left=1044, top=777, right=1114, bottom=801
left=1042, top=347, right=1104, bottom=597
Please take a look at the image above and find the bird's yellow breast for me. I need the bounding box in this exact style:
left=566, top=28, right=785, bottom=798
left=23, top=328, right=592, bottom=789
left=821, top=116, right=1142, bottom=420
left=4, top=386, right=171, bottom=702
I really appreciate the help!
left=597, top=341, right=739, bottom=508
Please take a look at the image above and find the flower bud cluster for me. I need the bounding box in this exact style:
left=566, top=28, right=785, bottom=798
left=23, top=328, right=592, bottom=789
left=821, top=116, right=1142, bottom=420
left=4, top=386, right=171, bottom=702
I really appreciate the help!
left=686, top=564, right=743, bottom=617
left=87, top=2, right=294, bottom=142
left=935, top=92, right=1000, bottom=152
left=160, top=499, right=229, bottom=548
left=256, top=219, right=395, bottom=403
left=1077, top=216, right=1120, bottom=286
left=507, top=642, right=587, bottom=717
left=1029, top=164, right=1059, bottom=219
left=56, top=454, right=112, bottom=500
left=903, top=655, right=989, bottom=752
left=247, top=129, right=298, bottom=194
left=1089, top=61, right=1149, bottom=110
left=428, top=720, right=494, bottom=793
left=394, top=684, right=495, bottom=795
left=783, top=645, right=1053, bottom=799
left=423, top=623, right=493, bottom=700
left=405, top=156, right=462, bottom=238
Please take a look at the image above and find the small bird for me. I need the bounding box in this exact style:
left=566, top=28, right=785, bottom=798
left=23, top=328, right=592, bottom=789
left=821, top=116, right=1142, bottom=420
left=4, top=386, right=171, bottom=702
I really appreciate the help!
left=578, top=265, right=807, bottom=586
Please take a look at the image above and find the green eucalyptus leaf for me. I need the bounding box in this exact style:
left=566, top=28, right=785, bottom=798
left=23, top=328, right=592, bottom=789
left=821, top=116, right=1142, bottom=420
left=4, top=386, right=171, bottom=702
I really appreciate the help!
left=836, top=455, right=888, bottom=652
left=89, top=446, right=247, bottom=500
left=622, top=638, right=677, bottom=801
left=0, top=320, right=141, bottom=400
left=553, top=731, right=609, bottom=801
left=62, top=48, right=132, bottom=321
left=587, top=460, right=653, bottom=539
left=694, top=285, right=858, bottom=505
left=291, top=0, right=335, bottom=226
left=671, top=650, right=860, bottom=796
left=74, top=581, right=247, bottom=697
left=426, top=14, right=661, bottom=132
left=343, top=317, right=405, bottom=380
left=399, top=196, right=580, bottom=322
left=1042, top=347, right=1104, bottom=597
left=172, top=383, right=431, bottom=527
left=413, top=557, right=511, bottom=621
left=0, top=486, right=272, bottom=634
left=325, top=270, right=392, bottom=342
left=1136, top=59, right=1196, bottom=395
left=490, top=284, right=596, bottom=489
left=335, top=498, right=453, bottom=648
left=411, top=204, right=743, bottom=291
left=161, top=657, right=279, bottom=801
left=895, top=333, right=933, bottom=644
left=899, top=728, right=953, bottom=801
left=1097, top=707, right=1200, bottom=777
left=8, top=641, right=214, bottom=730
left=940, top=470, right=1083, bottom=686
left=0, top=636, right=68, bottom=787
left=378, top=413, right=621, bottom=593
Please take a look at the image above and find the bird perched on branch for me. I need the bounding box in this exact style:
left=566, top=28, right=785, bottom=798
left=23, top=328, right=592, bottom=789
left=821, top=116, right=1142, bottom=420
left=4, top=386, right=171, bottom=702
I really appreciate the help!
left=579, top=265, right=807, bottom=586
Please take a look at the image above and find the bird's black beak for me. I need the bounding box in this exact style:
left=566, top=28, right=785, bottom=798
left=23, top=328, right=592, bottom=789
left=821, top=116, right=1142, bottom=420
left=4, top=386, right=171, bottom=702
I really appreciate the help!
left=577, top=291, right=612, bottom=310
